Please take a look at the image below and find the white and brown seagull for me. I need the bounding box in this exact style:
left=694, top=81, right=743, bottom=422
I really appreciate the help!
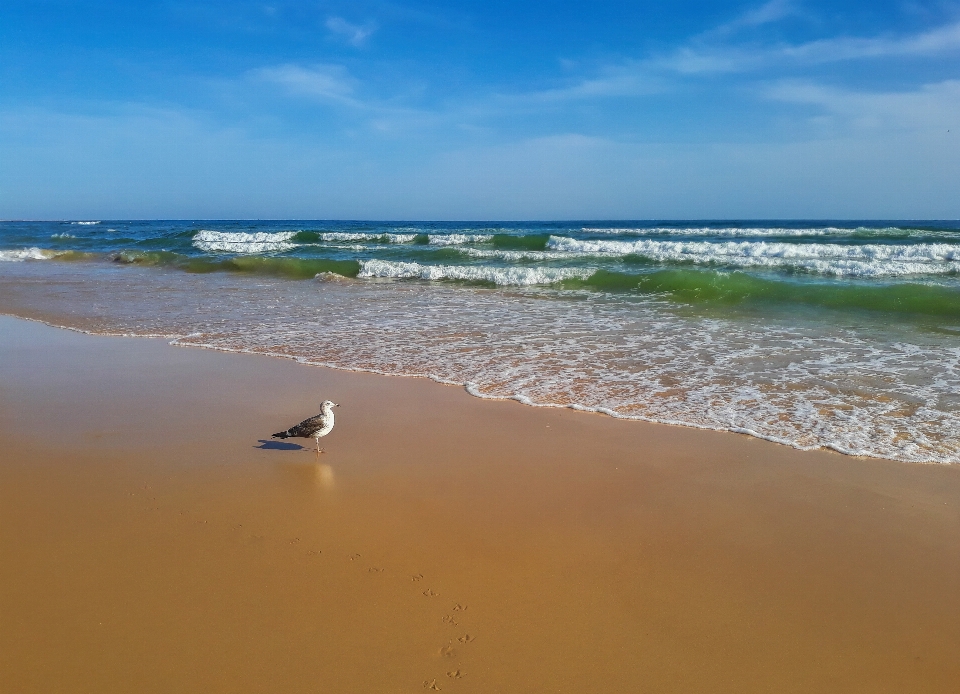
left=273, top=400, right=339, bottom=453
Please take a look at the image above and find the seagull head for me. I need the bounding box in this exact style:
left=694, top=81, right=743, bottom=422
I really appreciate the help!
left=321, top=400, right=340, bottom=409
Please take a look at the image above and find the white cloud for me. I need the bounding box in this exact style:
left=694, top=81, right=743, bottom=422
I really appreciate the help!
left=501, top=10, right=960, bottom=107
left=325, top=16, right=377, bottom=47
left=662, top=20, right=960, bottom=75
left=708, top=0, right=798, bottom=36
left=505, top=65, right=665, bottom=103
left=738, top=0, right=797, bottom=27
left=779, top=20, right=960, bottom=62
left=767, top=79, right=960, bottom=131
left=251, top=64, right=359, bottom=105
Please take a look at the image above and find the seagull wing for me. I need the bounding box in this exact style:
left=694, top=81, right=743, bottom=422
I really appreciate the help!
left=285, top=413, right=326, bottom=438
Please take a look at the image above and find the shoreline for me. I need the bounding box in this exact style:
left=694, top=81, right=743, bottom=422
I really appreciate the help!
left=3, top=314, right=960, bottom=692
left=0, top=308, right=924, bottom=465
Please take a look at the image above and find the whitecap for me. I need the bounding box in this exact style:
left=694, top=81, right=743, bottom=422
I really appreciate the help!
left=311, top=232, right=491, bottom=245
left=0, top=247, right=57, bottom=261
left=192, top=230, right=298, bottom=254
left=358, top=259, right=593, bottom=286
left=580, top=226, right=895, bottom=238
left=426, top=234, right=493, bottom=245
left=316, top=232, right=418, bottom=243
left=548, top=237, right=960, bottom=277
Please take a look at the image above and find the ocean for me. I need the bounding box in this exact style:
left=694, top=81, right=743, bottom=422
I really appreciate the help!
left=2, top=219, right=959, bottom=463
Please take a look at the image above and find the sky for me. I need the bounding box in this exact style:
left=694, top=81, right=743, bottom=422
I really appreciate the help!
left=1, top=0, right=959, bottom=220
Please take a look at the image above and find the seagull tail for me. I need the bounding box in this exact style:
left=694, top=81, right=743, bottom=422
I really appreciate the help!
left=272, top=430, right=290, bottom=439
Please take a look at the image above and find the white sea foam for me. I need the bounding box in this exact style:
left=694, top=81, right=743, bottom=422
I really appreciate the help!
left=549, top=237, right=960, bottom=276
left=192, top=230, right=298, bottom=254
left=311, top=232, right=492, bottom=245
left=0, top=247, right=57, bottom=261
left=358, top=259, right=592, bottom=285
left=427, top=234, right=493, bottom=245
left=71, top=221, right=100, bottom=225
left=458, top=248, right=575, bottom=261
left=51, top=233, right=76, bottom=239
left=316, top=232, right=418, bottom=243
left=581, top=226, right=899, bottom=237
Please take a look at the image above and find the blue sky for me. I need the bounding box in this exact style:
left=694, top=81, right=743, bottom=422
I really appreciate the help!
left=1, top=0, right=959, bottom=219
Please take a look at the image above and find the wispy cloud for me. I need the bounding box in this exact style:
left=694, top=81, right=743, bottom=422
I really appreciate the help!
left=778, top=20, right=960, bottom=63
left=706, top=0, right=799, bottom=37
left=325, top=16, right=377, bottom=47
left=661, top=19, right=960, bottom=74
left=498, top=5, right=960, bottom=106
left=247, top=62, right=448, bottom=136
left=766, top=79, right=960, bottom=131
left=251, top=64, right=359, bottom=105
left=506, top=65, right=665, bottom=103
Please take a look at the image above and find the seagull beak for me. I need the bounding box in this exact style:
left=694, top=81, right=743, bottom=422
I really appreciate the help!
left=336, top=403, right=341, bottom=407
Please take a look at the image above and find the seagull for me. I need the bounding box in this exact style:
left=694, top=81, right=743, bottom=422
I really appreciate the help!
left=273, top=400, right=339, bottom=453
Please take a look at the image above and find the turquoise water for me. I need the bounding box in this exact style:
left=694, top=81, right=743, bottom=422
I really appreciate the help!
left=2, top=219, right=960, bottom=462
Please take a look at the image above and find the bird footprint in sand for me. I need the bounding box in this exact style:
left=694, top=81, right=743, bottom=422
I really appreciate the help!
left=446, top=669, right=463, bottom=680
left=423, top=589, right=439, bottom=597
left=457, top=634, right=475, bottom=644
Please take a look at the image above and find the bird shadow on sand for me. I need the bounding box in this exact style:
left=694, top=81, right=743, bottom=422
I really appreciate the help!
left=254, top=439, right=304, bottom=451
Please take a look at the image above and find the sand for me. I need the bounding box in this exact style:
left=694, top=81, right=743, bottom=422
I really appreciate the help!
left=1, top=314, right=959, bottom=693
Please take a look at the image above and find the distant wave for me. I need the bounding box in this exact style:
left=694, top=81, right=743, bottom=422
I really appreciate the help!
left=581, top=226, right=913, bottom=238
left=299, top=232, right=494, bottom=245
left=307, top=232, right=418, bottom=244
left=549, top=237, right=960, bottom=277
left=428, top=234, right=494, bottom=246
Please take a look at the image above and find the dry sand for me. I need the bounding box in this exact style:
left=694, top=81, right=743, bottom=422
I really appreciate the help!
left=1, top=314, right=959, bottom=693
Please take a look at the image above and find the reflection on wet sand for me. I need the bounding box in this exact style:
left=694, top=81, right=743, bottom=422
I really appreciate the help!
left=274, top=458, right=335, bottom=492
left=315, top=463, right=334, bottom=490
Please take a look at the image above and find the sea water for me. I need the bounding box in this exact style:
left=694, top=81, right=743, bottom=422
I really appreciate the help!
left=2, top=219, right=959, bottom=463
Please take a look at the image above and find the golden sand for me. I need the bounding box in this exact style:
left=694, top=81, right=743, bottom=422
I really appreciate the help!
left=1, top=315, right=959, bottom=693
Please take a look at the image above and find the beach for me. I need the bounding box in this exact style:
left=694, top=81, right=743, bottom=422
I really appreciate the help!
left=2, top=313, right=959, bottom=693
left=7, top=0, right=960, bottom=688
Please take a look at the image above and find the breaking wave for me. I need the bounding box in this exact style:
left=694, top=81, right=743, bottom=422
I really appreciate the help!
left=0, top=247, right=56, bottom=261
left=192, top=230, right=299, bottom=254
left=549, top=237, right=960, bottom=277
left=581, top=225, right=919, bottom=238
left=358, top=259, right=592, bottom=286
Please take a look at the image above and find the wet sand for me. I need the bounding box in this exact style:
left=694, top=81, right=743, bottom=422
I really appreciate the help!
left=1, top=314, right=959, bottom=693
